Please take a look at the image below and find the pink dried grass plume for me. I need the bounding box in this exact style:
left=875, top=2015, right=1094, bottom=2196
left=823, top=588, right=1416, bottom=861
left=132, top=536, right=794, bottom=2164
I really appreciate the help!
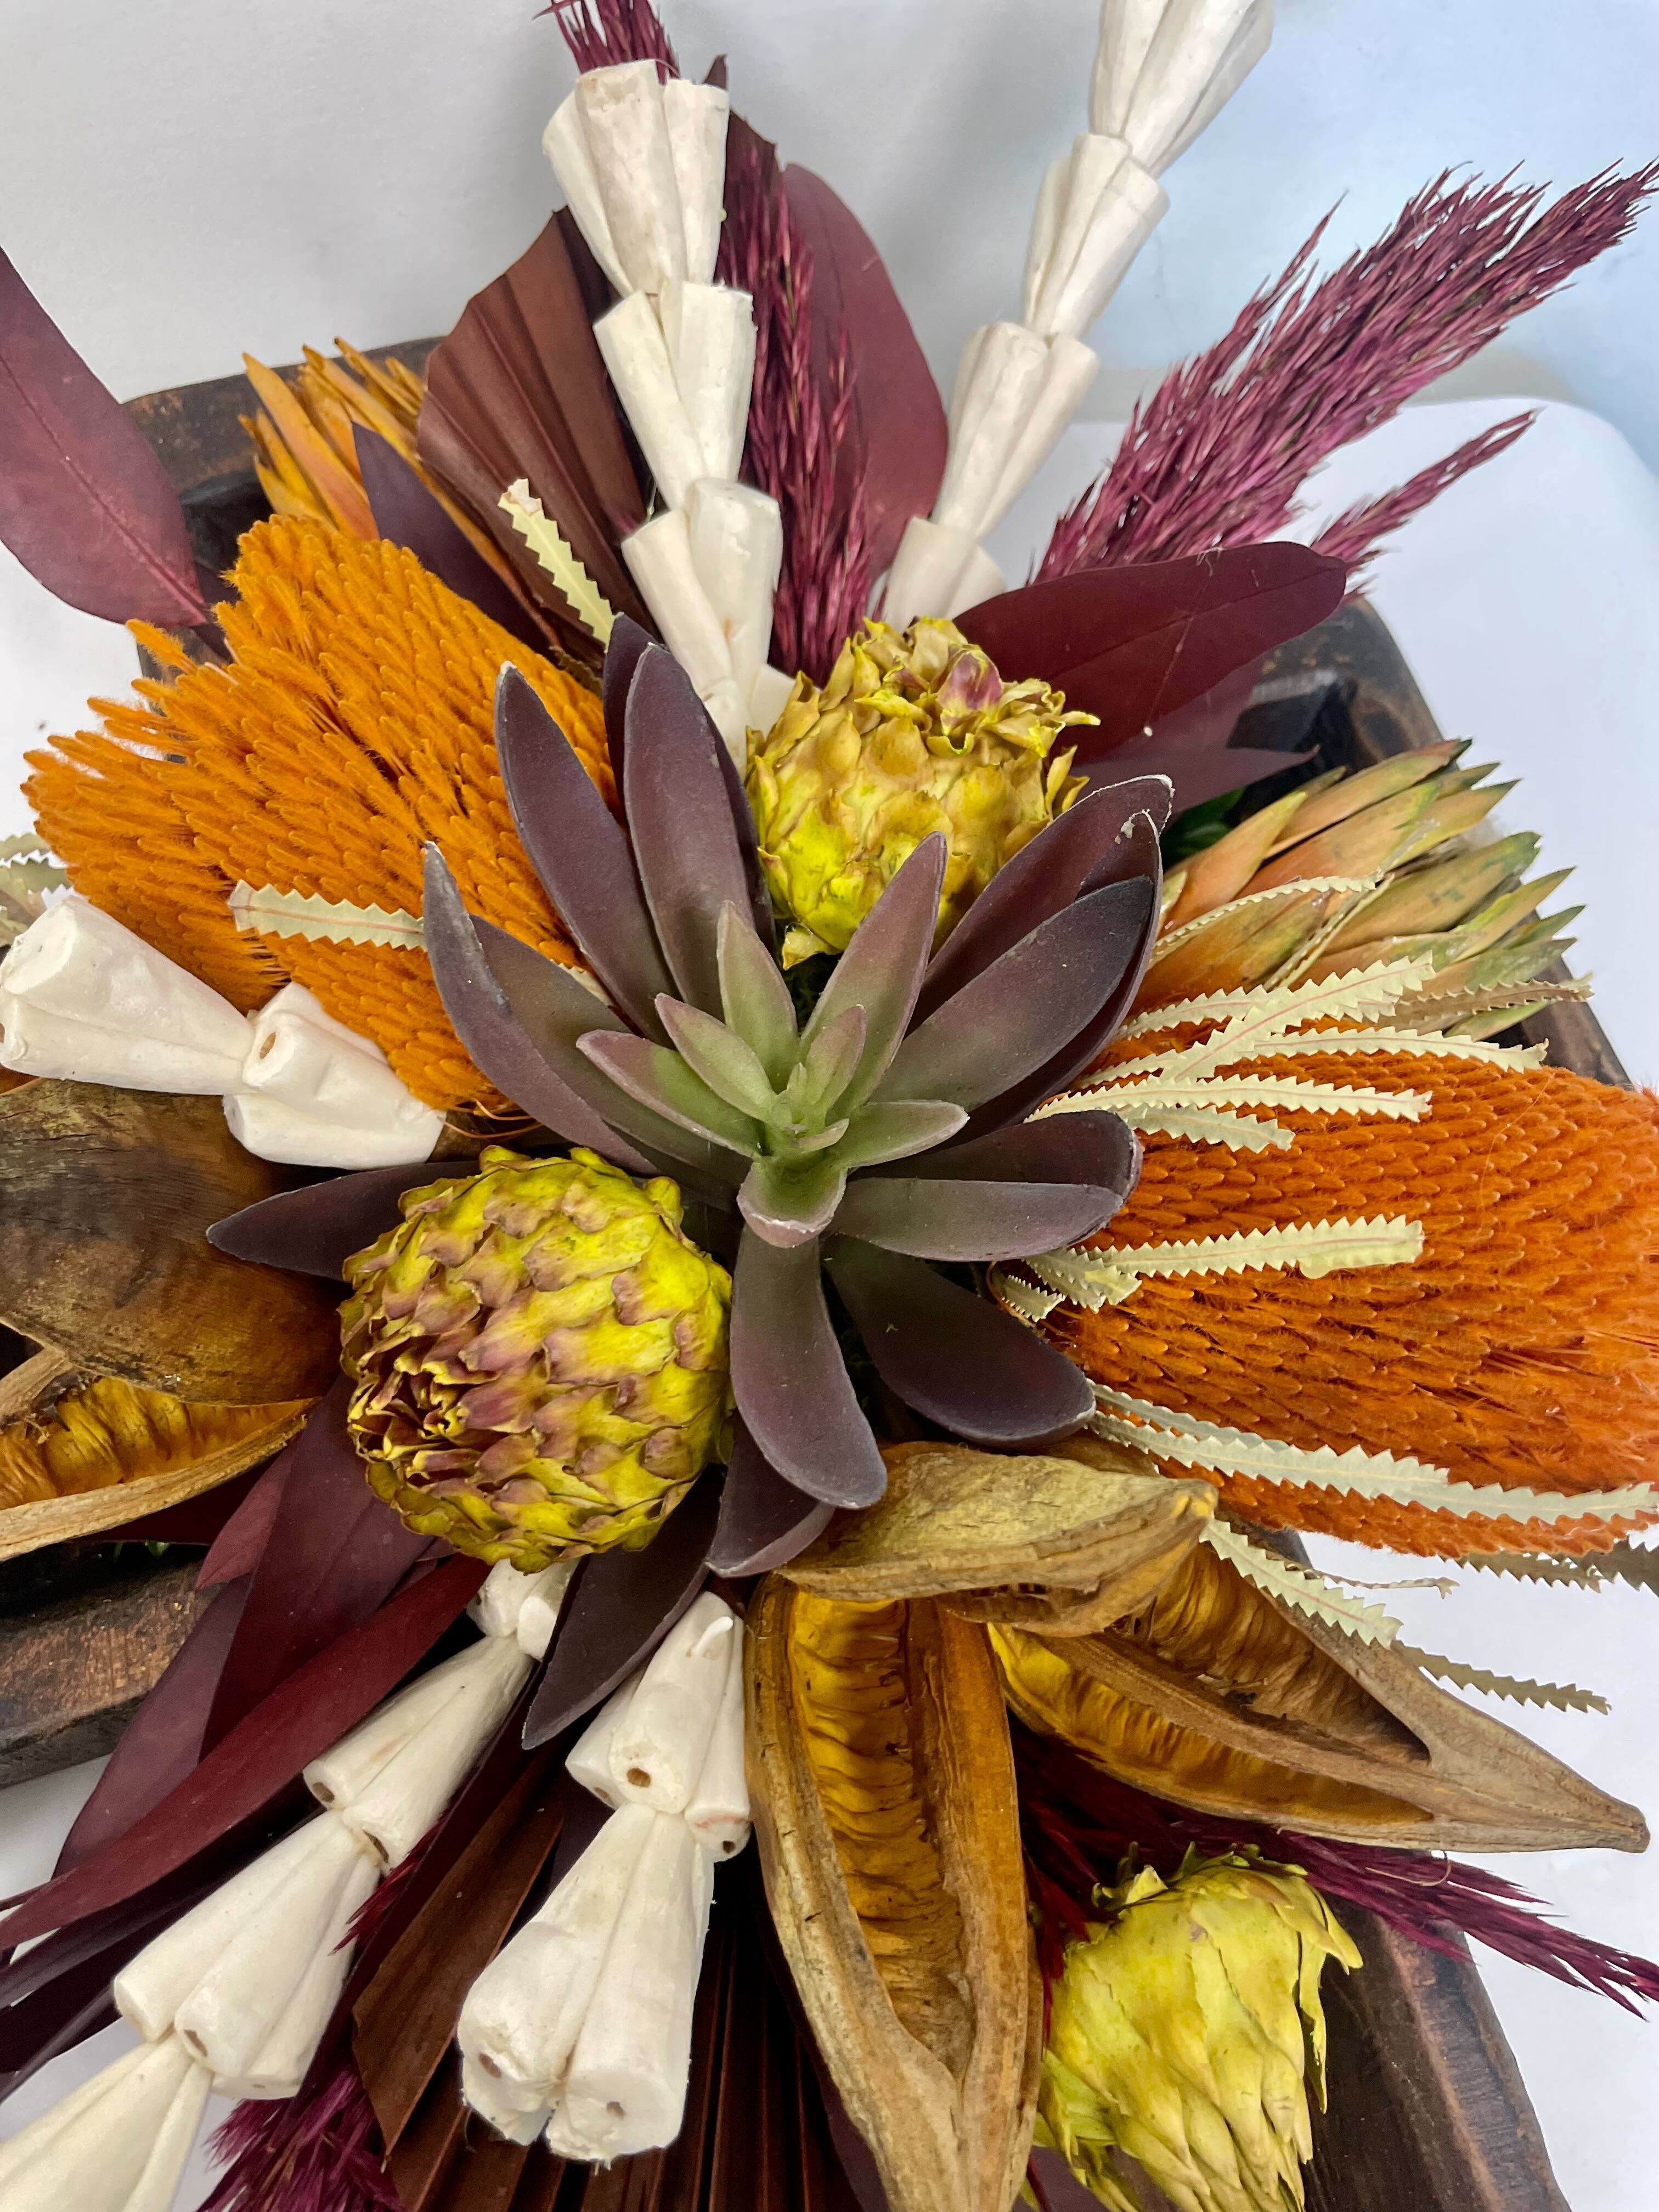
left=1041, top=165, right=1657, bottom=580
left=203, top=2058, right=399, bottom=2212
left=548, top=0, right=679, bottom=76
left=720, top=131, right=874, bottom=682
left=1310, top=410, right=1536, bottom=581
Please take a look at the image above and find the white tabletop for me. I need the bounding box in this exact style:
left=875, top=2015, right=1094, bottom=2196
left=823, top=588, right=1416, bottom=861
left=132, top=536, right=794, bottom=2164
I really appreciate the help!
left=3, top=401, right=1657, bottom=2207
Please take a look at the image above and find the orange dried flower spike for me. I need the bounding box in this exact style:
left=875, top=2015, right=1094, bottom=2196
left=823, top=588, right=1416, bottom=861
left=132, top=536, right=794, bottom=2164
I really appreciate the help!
left=1056, top=1044, right=1659, bottom=1557
left=27, top=517, right=610, bottom=1113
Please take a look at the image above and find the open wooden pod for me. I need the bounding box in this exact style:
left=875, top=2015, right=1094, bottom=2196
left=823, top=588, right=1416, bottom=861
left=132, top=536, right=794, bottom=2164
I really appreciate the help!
left=783, top=1437, right=1212, bottom=1637
left=746, top=1578, right=1042, bottom=2212
left=993, top=1536, right=1648, bottom=1853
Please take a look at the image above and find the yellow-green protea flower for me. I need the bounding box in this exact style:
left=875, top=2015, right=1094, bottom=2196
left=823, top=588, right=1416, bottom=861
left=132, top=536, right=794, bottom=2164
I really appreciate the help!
left=1038, top=1854, right=1361, bottom=2212
left=747, top=617, right=1093, bottom=963
left=341, top=1147, right=731, bottom=1572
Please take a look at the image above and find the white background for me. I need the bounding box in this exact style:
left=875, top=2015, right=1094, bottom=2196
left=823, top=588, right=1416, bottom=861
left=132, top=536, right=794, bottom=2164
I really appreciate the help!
left=1, top=2, right=1657, bottom=2207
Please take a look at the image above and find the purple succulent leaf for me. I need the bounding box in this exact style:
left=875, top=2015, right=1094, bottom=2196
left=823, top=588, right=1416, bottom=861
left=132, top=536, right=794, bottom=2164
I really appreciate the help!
left=421, top=847, right=656, bottom=1172
left=803, top=834, right=945, bottom=1109
left=794, top=1004, right=866, bottom=1116
left=206, top=1165, right=451, bottom=1279
left=522, top=1473, right=720, bottom=1746
left=877, top=877, right=1155, bottom=1113
left=707, top=1423, right=836, bottom=1575
left=712, top=710, right=778, bottom=951
left=717, top=901, right=798, bottom=1082
left=738, top=1155, right=849, bottom=1247
left=1079, top=809, right=1163, bottom=899
left=602, top=614, right=654, bottom=787
left=910, top=1109, right=1141, bottom=1196
left=655, top=995, right=780, bottom=1120
left=916, top=779, right=1171, bottom=1020
left=624, top=646, right=759, bottom=1014
left=731, top=1230, right=887, bottom=1505
left=494, top=663, right=674, bottom=1037
left=577, top=1030, right=761, bottom=1154
left=825, top=1238, right=1094, bottom=1445
left=831, top=1098, right=968, bottom=1171
left=829, top=1174, right=1125, bottom=1261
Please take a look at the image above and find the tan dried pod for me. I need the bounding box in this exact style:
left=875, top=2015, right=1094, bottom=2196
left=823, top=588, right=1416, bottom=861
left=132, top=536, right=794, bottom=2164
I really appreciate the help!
left=994, top=1538, right=1647, bottom=1853
left=785, top=1436, right=1213, bottom=1636
left=0, top=1345, right=311, bottom=1560
left=746, top=1578, right=1042, bottom=2212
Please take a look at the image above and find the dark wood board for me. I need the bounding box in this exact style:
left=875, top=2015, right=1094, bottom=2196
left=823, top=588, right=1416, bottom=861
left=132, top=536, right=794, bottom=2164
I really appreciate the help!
left=0, top=367, right=1613, bottom=2208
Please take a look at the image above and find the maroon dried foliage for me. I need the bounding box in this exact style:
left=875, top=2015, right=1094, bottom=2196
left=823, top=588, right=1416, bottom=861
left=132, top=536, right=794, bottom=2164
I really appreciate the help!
left=205, top=2057, right=401, bottom=2212
left=1310, top=410, right=1535, bottom=580
left=548, top=0, right=678, bottom=75
left=719, top=126, right=874, bottom=682
left=1017, top=1724, right=1659, bottom=2016
left=1041, top=165, right=1658, bottom=579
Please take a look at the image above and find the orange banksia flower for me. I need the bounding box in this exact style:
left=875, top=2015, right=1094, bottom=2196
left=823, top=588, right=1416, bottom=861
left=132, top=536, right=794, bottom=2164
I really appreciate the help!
left=1052, top=1046, right=1659, bottom=1556
left=27, top=517, right=610, bottom=1111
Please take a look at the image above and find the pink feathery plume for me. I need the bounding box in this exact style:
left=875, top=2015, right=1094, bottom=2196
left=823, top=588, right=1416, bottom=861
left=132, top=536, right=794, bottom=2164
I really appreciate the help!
left=1017, top=1725, right=1659, bottom=2015
left=1041, top=165, right=1657, bottom=579
left=202, top=2058, right=399, bottom=2212
left=547, top=0, right=679, bottom=76
left=1309, top=410, right=1535, bottom=583
left=720, top=128, right=874, bottom=683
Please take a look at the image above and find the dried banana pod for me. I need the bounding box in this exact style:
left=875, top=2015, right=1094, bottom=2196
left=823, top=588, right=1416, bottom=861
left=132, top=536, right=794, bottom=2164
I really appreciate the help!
left=782, top=1437, right=1212, bottom=1636
left=993, top=1539, right=1647, bottom=1853
left=747, top=1579, right=1042, bottom=2212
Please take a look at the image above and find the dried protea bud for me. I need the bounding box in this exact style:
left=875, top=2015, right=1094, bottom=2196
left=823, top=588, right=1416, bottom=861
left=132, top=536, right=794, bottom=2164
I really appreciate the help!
left=746, top=618, right=1092, bottom=962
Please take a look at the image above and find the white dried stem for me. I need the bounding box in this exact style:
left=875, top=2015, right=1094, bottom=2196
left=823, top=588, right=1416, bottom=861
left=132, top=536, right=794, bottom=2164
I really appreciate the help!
left=1157, top=0, right=1273, bottom=168
left=470, top=1558, right=577, bottom=1654
left=216, top=1848, right=379, bottom=2099
left=461, top=2053, right=550, bottom=2142
left=1091, top=0, right=1170, bottom=137
left=607, top=1592, right=737, bottom=1815
left=575, top=61, right=687, bottom=296
left=234, top=983, right=443, bottom=1167
left=1025, top=140, right=1167, bottom=339
left=596, top=293, right=708, bottom=511
left=935, top=323, right=1051, bottom=535
left=684, top=1617, right=751, bottom=1858
left=661, top=78, right=730, bottom=285
left=685, top=478, right=783, bottom=701
left=985, top=336, right=1102, bottom=523
left=542, top=95, right=627, bottom=293
left=566, top=1675, right=637, bottom=1810
left=0, top=2033, right=211, bottom=2212
left=881, top=516, right=1005, bottom=631
left=1120, top=0, right=1262, bottom=173
left=658, top=282, right=757, bottom=484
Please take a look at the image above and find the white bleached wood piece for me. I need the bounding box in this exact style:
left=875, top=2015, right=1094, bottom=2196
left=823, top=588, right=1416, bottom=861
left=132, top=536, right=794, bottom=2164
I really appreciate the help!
left=541, top=95, right=627, bottom=293
left=658, top=282, right=757, bottom=484
left=339, top=1634, right=531, bottom=1867
left=686, top=478, right=785, bottom=702
left=0, top=2034, right=208, bottom=2212
left=575, top=61, right=687, bottom=297
left=596, top=294, right=709, bottom=512
left=661, top=78, right=730, bottom=285
left=566, top=1675, right=637, bottom=1810
left=684, top=1621, right=751, bottom=1858
left=606, top=1592, right=737, bottom=1815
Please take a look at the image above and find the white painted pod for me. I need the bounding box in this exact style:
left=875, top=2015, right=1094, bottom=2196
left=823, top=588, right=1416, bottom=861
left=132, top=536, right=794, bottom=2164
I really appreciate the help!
left=605, top=1591, right=736, bottom=1815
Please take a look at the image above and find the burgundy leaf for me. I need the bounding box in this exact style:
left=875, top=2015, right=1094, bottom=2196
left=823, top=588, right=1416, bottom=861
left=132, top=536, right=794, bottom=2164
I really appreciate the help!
left=826, top=1239, right=1093, bottom=1444
left=199, top=1450, right=291, bottom=1588
left=421, top=847, right=654, bottom=1171
left=0, top=248, right=206, bottom=627
left=203, top=1381, right=430, bottom=1750
left=831, top=1173, right=1124, bottom=1262
left=207, top=1165, right=442, bottom=1279
left=103, top=1464, right=266, bottom=1549
left=0, top=1951, right=119, bottom=2100
left=916, top=1110, right=1139, bottom=1197
left=1126, top=654, right=1263, bottom=766
left=522, top=1476, right=720, bottom=1746
left=351, top=424, right=548, bottom=650
left=0, top=1556, right=485, bottom=1948
left=780, top=166, right=948, bottom=578
left=496, top=665, right=674, bottom=1034
left=624, top=647, right=757, bottom=1016
left=880, top=879, right=1153, bottom=1112
left=602, top=611, right=653, bottom=783
left=806, top=834, right=944, bottom=1109
left=713, top=710, right=777, bottom=951
left=730, top=1231, right=887, bottom=1508
left=956, top=546, right=1345, bottom=754
left=917, top=782, right=1170, bottom=1018
left=708, top=1424, right=835, bottom=1575
left=54, top=1578, right=249, bottom=1874
left=1088, top=742, right=1315, bottom=816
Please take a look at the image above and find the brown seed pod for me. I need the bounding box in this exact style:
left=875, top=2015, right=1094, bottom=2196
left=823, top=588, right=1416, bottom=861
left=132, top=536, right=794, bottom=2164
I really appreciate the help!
left=783, top=1436, right=1212, bottom=1636
left=994, top=1538, right=1647, bottom=1853
left=746, top=1578, right=1042, bottom=2212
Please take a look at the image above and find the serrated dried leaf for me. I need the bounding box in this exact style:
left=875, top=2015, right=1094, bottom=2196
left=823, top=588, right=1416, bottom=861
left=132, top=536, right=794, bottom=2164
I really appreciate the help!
left=991, top=1536, right=1647, bottom=1852
left=1091, top=1099, right=1294, bottom=1150
left=1148, top=878, right=1377, bottom=969
left=228, top=882, right=425, bottom=949
left=1198, top=1520, right=1402, bottom=1646
left=782, top=1437, right=1212, bottom=1637
left=0, top=1364, right=309, bottom=1561
left=1397, top=1645, right=1609, bottom=1716
left=500, top=478, right=616, bottom=644
left=747, top=1580, right=1041, bottom=2212
left=1051, top=1071, right=1429, bottom=1122
left=1031, top=1216, right=1423, bottom=1308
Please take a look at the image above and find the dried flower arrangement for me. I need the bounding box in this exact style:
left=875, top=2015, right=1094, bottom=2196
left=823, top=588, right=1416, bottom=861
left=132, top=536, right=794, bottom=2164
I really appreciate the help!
left=0, top=4, right=1655, bottom=2210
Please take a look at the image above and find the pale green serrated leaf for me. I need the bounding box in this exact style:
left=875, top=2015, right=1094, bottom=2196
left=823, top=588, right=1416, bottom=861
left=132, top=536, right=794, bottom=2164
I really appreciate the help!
left=1079, top=1099, right=1294, bottom=1151
left=1460, top=1552, right=1612, bottom=1591
left=988, top=1266, right=1064, bottom=1326
left=1081, top=1073, right=1430, bottom=1120
left=1199, top=1519, right=1402, bottom=1645
left=0, top=835, right=53, bottom=864
left=1029, top=1215, right=1423, bottom=1309
left=500, top=479, right=615, bottom=644
left=1396, top=1645, right=1609, bottom=1716
left=229, top=882, right=425, bottom=949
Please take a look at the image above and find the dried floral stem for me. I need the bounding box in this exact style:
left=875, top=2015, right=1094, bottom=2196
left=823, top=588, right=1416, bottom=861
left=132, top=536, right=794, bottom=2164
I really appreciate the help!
left=548, top=0, right=679, bottom=76
left=1017, top=1725, right=1659, bottom=2015
left=1041, top=166, right=1658, bottom=577
left=719, top=129, right=873, bottom=681
left=203, top=2057, right=399, bottom=2212
left=1311, top=411, right=1536, bottom=582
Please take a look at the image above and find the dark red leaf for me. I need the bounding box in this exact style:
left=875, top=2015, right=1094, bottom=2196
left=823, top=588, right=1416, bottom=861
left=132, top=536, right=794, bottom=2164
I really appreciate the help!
left=102, top=1464, right=264, bottom=1549
left=522, top=1475, right=721, bottom=1746
left=207, top=1165, right=439, bottom=1280
left=0, top=1951, right=119, bottom=2100
left=780, top=167, right=949, bottom=578
left=199, top=1448, right=291, bottom=1588
left=708, top=1423, right=834, bottom=1575
left=1092, top=742, right=1317, bottom=815
left=1132, top=654, right=1262, bottom=762
left=956, top=546, right=1346, bottom=752
left=0, top=249, right=206, bottom=627
left=831, top=1173, right=1125, bottom=1262
left=730, top=1231, right=887, bottom=1509
left=351, top=423, right=549, bottom=650
left=826, top=1238, right=1093, bottom=1444
left=601, top=611, right=653, bottom=782
left=0, top=1556, right=485, bottom=1948
left=202, top=1381, right=431, bottom=1749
